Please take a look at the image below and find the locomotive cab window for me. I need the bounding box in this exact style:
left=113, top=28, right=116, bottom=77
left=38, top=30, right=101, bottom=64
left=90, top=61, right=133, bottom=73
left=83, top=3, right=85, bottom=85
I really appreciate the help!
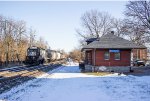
left=27, top=49, right=37, bottom=56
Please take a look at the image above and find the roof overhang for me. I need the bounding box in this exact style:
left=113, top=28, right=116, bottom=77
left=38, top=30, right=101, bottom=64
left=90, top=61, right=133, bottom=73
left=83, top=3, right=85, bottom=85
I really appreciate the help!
left=81, top=48, right=93, bottom=52
left=81, top=47, right=147, bottom=52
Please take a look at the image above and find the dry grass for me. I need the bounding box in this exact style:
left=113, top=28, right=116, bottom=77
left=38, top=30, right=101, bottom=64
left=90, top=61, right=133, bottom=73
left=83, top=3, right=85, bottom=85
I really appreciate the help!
left=85, top=72, right=113, bottom=76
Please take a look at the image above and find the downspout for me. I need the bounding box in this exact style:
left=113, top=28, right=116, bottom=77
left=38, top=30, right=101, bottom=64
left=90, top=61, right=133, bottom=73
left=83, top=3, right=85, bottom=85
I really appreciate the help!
left=93, top=48, right=96, bottom=72
left=131, top=48, right=133, bottom=66
left=137, top=49, right=138, bottom=60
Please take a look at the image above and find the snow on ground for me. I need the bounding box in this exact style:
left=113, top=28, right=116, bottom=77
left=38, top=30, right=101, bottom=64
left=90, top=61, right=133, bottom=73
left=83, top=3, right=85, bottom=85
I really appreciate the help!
left=0, top=62, right=150, bottom=101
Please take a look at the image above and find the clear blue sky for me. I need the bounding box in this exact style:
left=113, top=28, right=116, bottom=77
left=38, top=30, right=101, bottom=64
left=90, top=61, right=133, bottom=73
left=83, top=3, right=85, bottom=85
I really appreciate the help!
left=0, top=1, right=127, bottom=52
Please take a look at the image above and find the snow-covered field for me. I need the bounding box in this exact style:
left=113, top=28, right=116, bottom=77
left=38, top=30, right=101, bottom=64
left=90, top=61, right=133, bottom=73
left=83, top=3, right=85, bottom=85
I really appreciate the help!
left=0, top=62, right=150, bottom=101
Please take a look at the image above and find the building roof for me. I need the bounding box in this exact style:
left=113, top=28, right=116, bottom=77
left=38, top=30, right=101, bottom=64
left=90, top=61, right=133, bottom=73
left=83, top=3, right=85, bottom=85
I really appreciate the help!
left=82, top=33, right=146, bottom=50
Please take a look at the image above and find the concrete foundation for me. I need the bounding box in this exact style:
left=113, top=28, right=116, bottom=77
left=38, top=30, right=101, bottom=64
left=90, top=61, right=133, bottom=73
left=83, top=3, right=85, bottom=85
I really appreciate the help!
left=85, top=65, right=131, bottom=73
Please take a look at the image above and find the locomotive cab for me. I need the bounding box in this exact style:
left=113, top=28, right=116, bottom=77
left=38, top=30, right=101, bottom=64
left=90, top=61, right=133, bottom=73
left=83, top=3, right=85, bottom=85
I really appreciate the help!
left=25, top=46, right=45, bottom=65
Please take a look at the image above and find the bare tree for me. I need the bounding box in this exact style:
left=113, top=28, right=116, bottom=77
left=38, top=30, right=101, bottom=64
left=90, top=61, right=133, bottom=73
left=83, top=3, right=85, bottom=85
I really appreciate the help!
left=124, top=1, right=150, bottom=45
left=29, top=28, right=36, bottom=47
left=14, top=21, right=26, bottom=62
left=36, top=37, right=48, bottom=49
left=69, top=48, right=83, bottom=62
left=111, top=18, right=126, bottom=37
left=2, top=19, right=16, bottom=65
left=0, top=15, right=50, bottom=67
left=122, top=19, right=150, bottom=45
left=125, top=1, right=150, bottom=29
left=0, top=14, right=53, bottom=67
left=77, top=10, right=114, bottom=40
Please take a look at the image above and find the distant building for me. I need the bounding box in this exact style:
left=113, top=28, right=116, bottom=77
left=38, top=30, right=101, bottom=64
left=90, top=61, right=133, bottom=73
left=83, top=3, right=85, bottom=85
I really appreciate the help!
left=82, top=32, right=147, bottom=71
left=132, top=49, right=147, bottom=61
left=147, top=48, right=150, bottom=60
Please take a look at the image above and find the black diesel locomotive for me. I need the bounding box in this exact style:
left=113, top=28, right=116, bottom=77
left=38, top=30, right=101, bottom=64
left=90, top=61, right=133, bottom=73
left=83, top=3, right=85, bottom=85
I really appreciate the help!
left=25, top=46, right=45, bottom=65
left=25, top=46, right=65, bottom=65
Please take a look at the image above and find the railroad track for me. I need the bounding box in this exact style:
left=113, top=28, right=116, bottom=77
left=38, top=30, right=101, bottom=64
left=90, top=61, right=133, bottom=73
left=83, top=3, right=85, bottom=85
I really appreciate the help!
left=0, top=60, right=66, bottom=94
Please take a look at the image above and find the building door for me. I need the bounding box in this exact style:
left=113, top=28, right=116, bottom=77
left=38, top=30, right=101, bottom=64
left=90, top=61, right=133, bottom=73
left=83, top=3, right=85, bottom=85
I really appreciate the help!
left=86, top=51, right=92, bottom=65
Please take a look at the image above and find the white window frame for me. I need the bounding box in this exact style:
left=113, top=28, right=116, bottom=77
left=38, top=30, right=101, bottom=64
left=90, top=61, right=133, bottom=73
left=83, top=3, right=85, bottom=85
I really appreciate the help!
left=114, top=52, right=120, bottom=60
left=104, top=51, right=110, bottom=60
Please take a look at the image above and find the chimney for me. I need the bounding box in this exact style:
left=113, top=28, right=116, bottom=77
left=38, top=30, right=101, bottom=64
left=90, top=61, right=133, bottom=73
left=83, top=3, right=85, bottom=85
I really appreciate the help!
left=111, top=31, right=114, bottom=35
left=96, top=34, right=99, bottom=38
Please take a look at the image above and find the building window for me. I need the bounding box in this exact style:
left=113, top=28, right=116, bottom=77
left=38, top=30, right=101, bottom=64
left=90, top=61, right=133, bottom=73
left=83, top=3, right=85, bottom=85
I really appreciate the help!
left=104, top=52, right=110, bottom=60
left=114, top=52, right=120, bottom=60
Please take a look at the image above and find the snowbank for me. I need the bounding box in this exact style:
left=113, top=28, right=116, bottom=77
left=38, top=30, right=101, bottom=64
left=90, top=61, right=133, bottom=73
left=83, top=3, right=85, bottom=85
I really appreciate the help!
left=0, top=62, right=150, bottom=101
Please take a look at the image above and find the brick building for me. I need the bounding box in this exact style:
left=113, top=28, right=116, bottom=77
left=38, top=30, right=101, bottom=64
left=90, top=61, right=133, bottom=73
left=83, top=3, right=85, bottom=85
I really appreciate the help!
left=132, top=49, right=147, bottom=61
left=82, top=32, right=147, bottom=70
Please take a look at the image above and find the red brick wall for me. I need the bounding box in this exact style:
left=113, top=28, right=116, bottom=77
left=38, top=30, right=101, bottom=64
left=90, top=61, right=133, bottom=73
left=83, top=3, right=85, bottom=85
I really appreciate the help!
left=94, top=49, right=131, bottom=66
